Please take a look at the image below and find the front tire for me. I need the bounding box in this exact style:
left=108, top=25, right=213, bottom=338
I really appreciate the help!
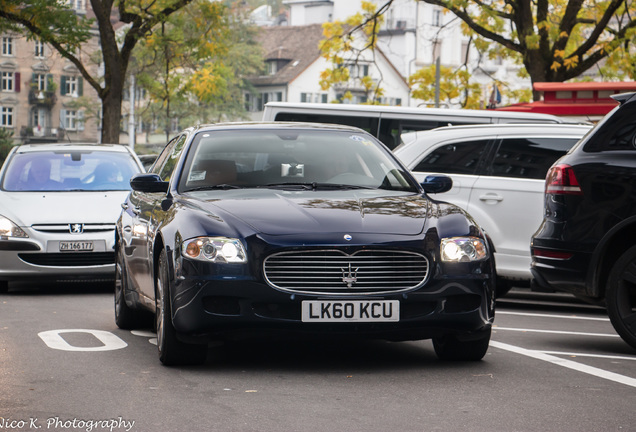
left=433, top=327, right=491, bottom=361
left=156, top=249, right=207, bottom=366
left=606, top=246, right=636, bottom=350
left=114, top=245, right=148, bottom=329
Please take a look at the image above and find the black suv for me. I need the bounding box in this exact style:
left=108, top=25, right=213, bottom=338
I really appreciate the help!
left=531, top=91, right=636, bottom=349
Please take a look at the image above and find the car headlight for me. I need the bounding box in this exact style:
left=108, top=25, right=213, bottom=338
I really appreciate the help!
left=182, top=237, right=247, bottom=263
left=0, top=215, right=28, bottom=238
left=441, top=237, right=488, bottom=262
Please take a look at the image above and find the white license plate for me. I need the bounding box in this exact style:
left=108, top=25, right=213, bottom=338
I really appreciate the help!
left=59, top=241, right=94, bottom=252
left=301, top=300, right=399, bottom=322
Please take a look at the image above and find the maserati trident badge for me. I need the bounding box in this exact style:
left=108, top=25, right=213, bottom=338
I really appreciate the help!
left=341, top=263, right=358, bottom=288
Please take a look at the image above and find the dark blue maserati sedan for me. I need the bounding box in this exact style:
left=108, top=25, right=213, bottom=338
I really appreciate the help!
left=115, top=122, right=495, bottom=365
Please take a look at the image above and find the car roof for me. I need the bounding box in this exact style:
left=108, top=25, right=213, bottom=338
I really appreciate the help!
left=395, top=123, right=593, bottom=153
left=185, top=121, right=372, bottom=134
left=263, top=102, right=565, bottom=122
left=14, top=142, right=135, bottom=154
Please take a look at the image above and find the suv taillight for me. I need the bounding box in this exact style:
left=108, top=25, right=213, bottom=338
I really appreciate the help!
left=545, top=164, right=582, bottom=195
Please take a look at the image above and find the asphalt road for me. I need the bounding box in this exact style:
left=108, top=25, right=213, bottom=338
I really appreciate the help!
left=1, top=284, right=634, bottom=432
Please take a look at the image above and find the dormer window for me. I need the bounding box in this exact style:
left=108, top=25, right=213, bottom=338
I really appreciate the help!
left=267, top=61, right=278, bottom=75
left=266, top=59, right=291, bottom=75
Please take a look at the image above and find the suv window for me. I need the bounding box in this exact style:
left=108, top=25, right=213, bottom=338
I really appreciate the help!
left=488, top=138, right=578, bottom=180
left=583, top=103, right=636, bottom=152
left=412, top=139, right=490, bottom=175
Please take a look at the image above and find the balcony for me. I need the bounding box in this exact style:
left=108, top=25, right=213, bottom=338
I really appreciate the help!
left=20, top=126, right=64, bottom=143
left=28, top=89, right=57, bottom=107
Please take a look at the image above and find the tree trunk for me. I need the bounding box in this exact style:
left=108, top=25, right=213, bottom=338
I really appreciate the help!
left=101, top=81, right=124, bottom=144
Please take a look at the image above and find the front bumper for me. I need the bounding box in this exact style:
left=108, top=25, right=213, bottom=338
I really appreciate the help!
left=169, top=275, right=494, bottom=343
left=0, top=230, right=116, bottom=282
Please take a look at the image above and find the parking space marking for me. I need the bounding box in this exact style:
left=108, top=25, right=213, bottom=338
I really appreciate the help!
left=497, top=311, right=610, bottom=321
left=540, top=351, right=636, bottom=361
left=491, top=341, right=636, bottom=388
left=494, top=326, right=619, bottom=338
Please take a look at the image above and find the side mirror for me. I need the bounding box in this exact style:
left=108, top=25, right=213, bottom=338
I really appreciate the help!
left=130, top=173, right=169, bottom=193
left=421, top=175, right=452, bottom=194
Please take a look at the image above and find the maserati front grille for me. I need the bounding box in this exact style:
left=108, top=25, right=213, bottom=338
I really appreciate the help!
left=263, top=249, right=429, bottom=295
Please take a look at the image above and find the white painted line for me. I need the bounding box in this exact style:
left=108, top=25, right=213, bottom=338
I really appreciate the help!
left=490, top=341, right=636, bottom=388
left=497, top=311, right=610, bottom=321
left=494, top=326, right=619, bottom=338
left=540, top=351, right=636, bottom=361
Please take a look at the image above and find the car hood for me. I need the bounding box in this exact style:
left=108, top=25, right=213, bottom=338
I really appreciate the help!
left=189, top=189, right=429, bottom=236
left=0, top=191, right=129, bottom=226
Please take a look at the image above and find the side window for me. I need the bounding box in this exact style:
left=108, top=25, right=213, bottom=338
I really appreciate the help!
left=584, top=104, right=636, bottom=152
left=488, top=138, right=578, bottom=180
left=157, top=135, right=187, bottom=182
left=412, top=139, right=490, bottom=175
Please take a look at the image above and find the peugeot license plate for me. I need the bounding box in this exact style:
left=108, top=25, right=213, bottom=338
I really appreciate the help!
left=59, top=241, right=94, bottom=252
left=301, top=300, right=399, bottom=322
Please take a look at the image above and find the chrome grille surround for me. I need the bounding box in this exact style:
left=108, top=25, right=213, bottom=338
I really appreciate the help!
left=263, top=249, right=430, bottom=296
left=31, top=224, right=116, bottom=234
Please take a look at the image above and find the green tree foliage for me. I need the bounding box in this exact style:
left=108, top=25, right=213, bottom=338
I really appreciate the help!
left=419, top=0, right=636, bottom=99
left=133, top=1, right=263, bottom=136
left=0, top=128, right=15, bottom=167
left=0, top=0, right=198, bottom=143
left=409, top=64, right=483, bottom=109
left=319, top=1, right=390, bottom=103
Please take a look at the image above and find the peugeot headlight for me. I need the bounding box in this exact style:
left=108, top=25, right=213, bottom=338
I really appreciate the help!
left=441, top=237, right=488, bottom=262
left=0, top=215, right=28, bottom=238
left=182, top=237, right=247, bottom=263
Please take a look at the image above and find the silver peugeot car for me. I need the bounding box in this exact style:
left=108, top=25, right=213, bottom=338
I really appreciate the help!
left=0, top=143, right=144, bottom=292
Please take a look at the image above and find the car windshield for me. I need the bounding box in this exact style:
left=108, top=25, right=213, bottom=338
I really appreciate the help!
left=1, top=149, right=140, bottom=192
left=179, top=129, right=418, bottom=193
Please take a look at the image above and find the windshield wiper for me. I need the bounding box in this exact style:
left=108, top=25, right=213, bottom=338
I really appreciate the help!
left=187, top=184, right=242, bottom=191
left=262, top=182, right=373, bottom=190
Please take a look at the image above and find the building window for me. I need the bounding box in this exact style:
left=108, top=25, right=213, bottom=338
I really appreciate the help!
left=33, top=73, right=46, bottom=91
left=1, top=72, right=14, bottom=92
left=246, top=91, right=283, bottom=112
left=433, top=9, right=442, bottom=27
left=266, top=61, right=278, bottom=75
left=0, top=106, right=14, bottom=127
left=35, top=40, right=45, bottom=58
left=345, top=63, right=369, bottom=79
left=61, top=75, right=82, bottom=96
left=60, top=109, right=84, bottom=131
left=2, top=37, right=13, bottom=56
left=67, top=0, right=86, bottom=12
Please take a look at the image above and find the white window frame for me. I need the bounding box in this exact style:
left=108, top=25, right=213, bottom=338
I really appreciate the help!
left=1, top=71, right=14, bottom=92
left=65, top=76, right=78, bottom=96
left=61, top=109, right=84, bottom=131
left=2, top=37, right=13, bottom=56
left=34, top=73, right=46, bottom=91
left=0, top=106, right=14, bottom=127
left=34, top=40, right=45, bottom=58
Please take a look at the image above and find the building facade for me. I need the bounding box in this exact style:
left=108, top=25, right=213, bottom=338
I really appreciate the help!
left=0, top=3, right=100, bottom=145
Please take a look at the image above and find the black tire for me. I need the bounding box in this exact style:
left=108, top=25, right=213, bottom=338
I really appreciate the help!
left=114, top=245, right=148, bottom=330
left=0, top=280, right=8, bottom=294
left=156, top=249, right=207, bottom=366
left=433, top=327, right=491, bottom=361
left=606, top=245, right=636, bottom=350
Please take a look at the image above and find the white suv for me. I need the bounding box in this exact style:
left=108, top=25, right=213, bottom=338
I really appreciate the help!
left=394, top=123, right=592, bottom=296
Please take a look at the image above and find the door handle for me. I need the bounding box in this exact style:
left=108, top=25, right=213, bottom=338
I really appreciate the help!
left=479, top=193, right=503, bottom=202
